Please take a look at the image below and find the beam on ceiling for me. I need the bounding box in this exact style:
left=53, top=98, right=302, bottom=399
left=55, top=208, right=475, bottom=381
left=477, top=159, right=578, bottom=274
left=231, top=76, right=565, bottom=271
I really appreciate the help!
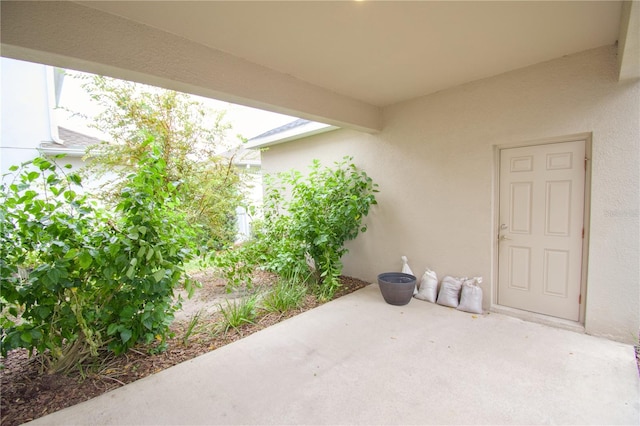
left=618, top=0, right=640, bottom=81
left=0, top=1, right=382, bottom=133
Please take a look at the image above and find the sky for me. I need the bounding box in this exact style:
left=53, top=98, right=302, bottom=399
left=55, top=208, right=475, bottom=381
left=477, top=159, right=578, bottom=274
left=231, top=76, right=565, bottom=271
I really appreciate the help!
left=56, top=69, right=299, bottom=146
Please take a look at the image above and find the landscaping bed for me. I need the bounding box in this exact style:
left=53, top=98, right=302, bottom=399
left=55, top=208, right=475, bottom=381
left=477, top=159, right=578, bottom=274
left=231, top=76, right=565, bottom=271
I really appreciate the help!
left=0, top=271, right=369, bottom=426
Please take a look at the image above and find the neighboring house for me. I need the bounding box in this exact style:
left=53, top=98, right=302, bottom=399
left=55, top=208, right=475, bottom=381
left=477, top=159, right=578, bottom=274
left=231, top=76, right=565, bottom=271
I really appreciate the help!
left=0, top=57, right=98, bottom=176
left=245, top=119, right=335, bottom=150
left=41, top=126, right=101, bottom=159
left=1, top=1, right=638, bottom=344
left=1, top=57, right=257, bottom=240
left=219, top=146, right=263, bottom=241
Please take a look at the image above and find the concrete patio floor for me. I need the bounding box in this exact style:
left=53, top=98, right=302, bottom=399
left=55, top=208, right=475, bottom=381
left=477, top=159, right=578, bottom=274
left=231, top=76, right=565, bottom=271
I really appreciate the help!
left=29, top=284, right=639, bottom=425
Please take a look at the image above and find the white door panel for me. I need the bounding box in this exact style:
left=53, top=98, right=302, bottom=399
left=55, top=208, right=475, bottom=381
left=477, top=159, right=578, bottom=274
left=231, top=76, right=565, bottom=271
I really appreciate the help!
left=498, top=140, right=585, bottom=321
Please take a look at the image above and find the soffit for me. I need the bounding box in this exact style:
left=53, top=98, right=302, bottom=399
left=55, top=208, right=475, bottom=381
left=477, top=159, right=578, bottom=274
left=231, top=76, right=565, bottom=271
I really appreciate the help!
left=76, top=1, right=622, bottom=107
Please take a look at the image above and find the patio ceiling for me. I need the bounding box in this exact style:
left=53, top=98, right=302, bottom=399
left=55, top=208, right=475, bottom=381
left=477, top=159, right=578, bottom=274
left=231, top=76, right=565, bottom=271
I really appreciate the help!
left=1, top=1, right=638, bottom=133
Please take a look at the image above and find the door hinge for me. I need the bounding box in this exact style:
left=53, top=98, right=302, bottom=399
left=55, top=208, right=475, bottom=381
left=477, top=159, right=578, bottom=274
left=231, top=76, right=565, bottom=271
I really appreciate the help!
left=585, top=157, right=588, bottom=170
left=579, top=294, right=582, bottom=304
left=582, top=228, right=585, bottom=239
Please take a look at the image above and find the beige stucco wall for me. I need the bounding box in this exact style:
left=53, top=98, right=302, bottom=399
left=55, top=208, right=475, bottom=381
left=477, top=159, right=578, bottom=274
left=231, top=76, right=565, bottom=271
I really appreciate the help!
left=261, top=46, right=639, bottom=344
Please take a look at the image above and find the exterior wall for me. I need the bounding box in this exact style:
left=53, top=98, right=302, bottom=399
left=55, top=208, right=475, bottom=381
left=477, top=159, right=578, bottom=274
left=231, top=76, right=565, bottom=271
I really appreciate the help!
left=0, top=58, right=53, bottom=175
left=0, top=58, right=87, bottom=177
left=262, top=46, right=639, bottom=344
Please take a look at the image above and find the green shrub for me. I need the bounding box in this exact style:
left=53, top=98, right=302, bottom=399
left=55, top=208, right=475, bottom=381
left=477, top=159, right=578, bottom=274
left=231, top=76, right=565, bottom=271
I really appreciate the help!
left=0, top=143, right=196, bottom=372
left=213, top=157, right=377, bottom=301
left=264, top=157, right=378, bottom=300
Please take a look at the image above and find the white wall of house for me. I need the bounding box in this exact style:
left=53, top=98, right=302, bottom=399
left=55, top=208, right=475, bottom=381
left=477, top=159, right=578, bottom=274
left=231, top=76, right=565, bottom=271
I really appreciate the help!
left=1, top=57, right=85, bottom=178
left=1, top=58, right=52, bottom=175
left=261, top=46, right=639, bottom=344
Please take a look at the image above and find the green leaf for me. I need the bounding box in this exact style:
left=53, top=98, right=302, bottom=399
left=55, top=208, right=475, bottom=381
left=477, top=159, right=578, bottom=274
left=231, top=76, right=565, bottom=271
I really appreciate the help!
left=107, top=323, right=120, bottom=336
left=35, top=306, right=52, bottom=319
left=64, top=249, right=79, bottom=260
left=47, top=268, right=61, bottom=285
left=63, top=190, right=77, bottom=202
left=20, top=332, right=33, bottom=344
left=152, top=269, right=165, bottom=283
left=120, top=306, right=136, bottom=320
left=120, top=328, right=132, bottom=344
left=126, top=265, right=135, bottom=279
left=36, top=160, right=52, bottom=171
left=78, top=251, right=93, bottom=269
left=68, top=174, right=82, bottom=185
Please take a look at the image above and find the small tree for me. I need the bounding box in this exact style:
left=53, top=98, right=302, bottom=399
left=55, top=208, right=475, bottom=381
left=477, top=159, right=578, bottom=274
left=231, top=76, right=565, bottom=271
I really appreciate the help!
left=78, top=74, right=243, bottom=249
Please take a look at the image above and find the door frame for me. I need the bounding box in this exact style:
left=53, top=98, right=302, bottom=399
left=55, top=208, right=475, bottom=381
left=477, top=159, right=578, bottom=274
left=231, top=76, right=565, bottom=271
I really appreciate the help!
left=492, top=133, right=592, bottom=326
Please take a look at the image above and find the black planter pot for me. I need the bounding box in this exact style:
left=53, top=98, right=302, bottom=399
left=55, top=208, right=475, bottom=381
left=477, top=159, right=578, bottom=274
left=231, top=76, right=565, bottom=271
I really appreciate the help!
left=377, top=272, right=416, bottom=306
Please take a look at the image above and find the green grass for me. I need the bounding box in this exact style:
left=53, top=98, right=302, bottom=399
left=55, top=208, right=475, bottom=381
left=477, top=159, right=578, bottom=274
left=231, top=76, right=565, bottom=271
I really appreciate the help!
left=218, top=294, right=258, bottom=332
left=261, top=279, right=307, bottom=314
left=182, top=310, right=202, bottom=346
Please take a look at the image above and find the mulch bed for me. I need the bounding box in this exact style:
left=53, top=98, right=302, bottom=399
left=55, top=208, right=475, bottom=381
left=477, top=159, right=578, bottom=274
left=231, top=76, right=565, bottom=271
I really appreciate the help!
left=0, top=274, right=369, bottom=426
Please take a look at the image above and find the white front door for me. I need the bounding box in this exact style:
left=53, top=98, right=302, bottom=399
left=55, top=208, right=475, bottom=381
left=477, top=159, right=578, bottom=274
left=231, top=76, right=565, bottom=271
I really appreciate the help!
left=498, top=140, right=586, bottom=321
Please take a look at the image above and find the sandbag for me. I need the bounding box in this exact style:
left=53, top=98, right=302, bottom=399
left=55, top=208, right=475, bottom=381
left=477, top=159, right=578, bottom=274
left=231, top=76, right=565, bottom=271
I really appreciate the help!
left=414, top=268, right=438, bottom=303
left=457, top=277, right=484, bottom=314
left=436, top=275, right=464, bottom=308
left=401, top=256, right=417, bottom=295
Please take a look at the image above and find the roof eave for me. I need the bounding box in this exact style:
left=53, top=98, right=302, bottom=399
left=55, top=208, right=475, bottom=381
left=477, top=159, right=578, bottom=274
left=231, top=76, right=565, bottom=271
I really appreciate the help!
left=39, top=145, right=86, bottom=158
left=245, top=123, right=338, bottom=149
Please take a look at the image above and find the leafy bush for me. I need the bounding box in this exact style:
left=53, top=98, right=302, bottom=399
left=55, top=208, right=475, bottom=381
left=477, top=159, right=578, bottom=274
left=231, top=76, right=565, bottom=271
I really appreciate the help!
left=215, top=157, right=378, bottom=301
left=0, top=144, right=196, bottom=372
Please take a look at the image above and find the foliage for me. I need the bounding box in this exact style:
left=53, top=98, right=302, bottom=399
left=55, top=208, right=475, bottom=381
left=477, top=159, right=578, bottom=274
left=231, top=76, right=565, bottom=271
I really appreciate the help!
left=261, top=157, right=378, bottom=299
left=182, top=310, right=202, bottom=347
left=218, top=295, right=258, bottom=332
left=76, top=74, right=244, bottom=249
left=261, top=278, right=307, bottom=314
left=214, top=157, right=378, bottom=300
left=212, top=241, right=263, bottom=291
left=0, top=145, right=196, bottom=372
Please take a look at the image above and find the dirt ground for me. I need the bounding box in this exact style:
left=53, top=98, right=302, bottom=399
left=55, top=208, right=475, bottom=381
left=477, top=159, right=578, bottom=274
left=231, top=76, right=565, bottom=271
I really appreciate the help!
left=0, top=271, right=369, bottom=426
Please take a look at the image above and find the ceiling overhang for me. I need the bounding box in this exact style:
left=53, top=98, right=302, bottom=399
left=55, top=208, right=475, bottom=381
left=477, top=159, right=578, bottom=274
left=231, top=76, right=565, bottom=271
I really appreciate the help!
left=1, top=1, right=637, bottom=135
left=618, top=1, right=640, bottom=81
left=0, top=1, right=382, bottom=133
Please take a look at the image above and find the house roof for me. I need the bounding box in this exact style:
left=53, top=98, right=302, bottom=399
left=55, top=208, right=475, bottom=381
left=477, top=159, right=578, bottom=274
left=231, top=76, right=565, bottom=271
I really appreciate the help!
left=246, top=119, right=336, bottom=149
left=40, top=126, right=101, bottom=156
left=2, top=1, right=638, bottom=134
left=250, top=119, right=312, bottom=141
left=57, top=127, right=101, bottom=148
